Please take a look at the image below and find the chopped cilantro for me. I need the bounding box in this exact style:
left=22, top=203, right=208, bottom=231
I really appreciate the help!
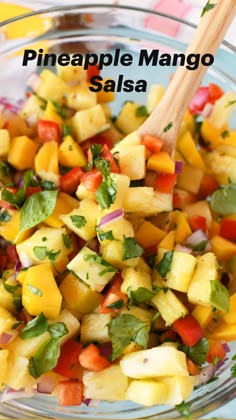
left=28, top=338, right=60, bottom=378
left=231, top=354, right=236, bottom=378
left=210, top=280, right=230, bottom=312
left=225, top=100, right=236, bottom=108
left=20, top=312, right=48, bottom=340
left=62, top=124, right=73, bottom=137
left=83, top=254, right=117, bottom=277
left=163, top=121, right=173, bottom=132
left=88, top=144, right=103, bottom=170
left=33, top=246, right=61, bottom=270
left=42, top=236, right=47, bottom=242
left=221, top=130, right=229, bottom=139
left=106, top=299, right=124, bottom=310
left=122, top=237, right=143, bottom=260
left=26, top=284, right=43, bottom=297
left=175, top=401, right=192, bottom=417
left=201, top=0, right=216, bottom=17
left=52, top=101, right=67, bottom=119
left=178, top=338, right=209, bottom=366
left=96, top=176, right=117, bottom=210
left=0, top=209, right=11, bottom=222
left=70, top=215, right=87, bottom=229
left=185, top=240, right=208, bottom=252
left=62, top=233, right=72, bottom=249
left=40, top=180, right=56, bottom=190
left=97, top=229, right=115, bottom=241
left=135, top=105, right=148, bottom=117
left=127, top=287, right=157, bottom=309
left=47, top=322, right=68, bottom=338
left=155, top=250, right=173, bottom=278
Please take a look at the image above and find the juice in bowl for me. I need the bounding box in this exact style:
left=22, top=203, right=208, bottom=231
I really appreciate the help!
left=0, top=3, right=236, bottom=419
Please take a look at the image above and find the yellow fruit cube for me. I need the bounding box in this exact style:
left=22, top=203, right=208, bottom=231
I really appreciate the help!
left=171, top=210, right=192, bottom=244
left=125, top=380, right=169, bottom=406
left=58, top=135, right=87, bottom=167
left=211, top=235, right=236, bottom=261
left=44, top=192, right=79, bottom=228
left=164, top=251, right=197, bottom=293
left=121, top=267, right=152, bottom=294
left=0, top=349, right=9, bottom=388
left=7, top=135, right=38, bottom=170
left=34, top=141, right=59, bottom=175
left=96, top=79, right=115, bottom=103
left=66, top=81, right=97, bottom=110
left=223, top=293, right=236, bottom=324
left=135, top=221, right=166, bottom=249
left=207, top=321, right=236, bottom=341
left=37, top=69, right=66, bottom=105
left=191, top=304, right=214, bottom=328
left=42, top=101, right=63, bottom=126
left=22, top=263, right=62, bottom=318
left=0, top=210, right=33, bottom=244
left=0, top=306, right=17, bottom=334
left=201, top=119, right=227, bottom=148
left=147, top=151, right=175, bottom=174
left=115, top=102, right=147, bottom=135
left=177, top=130, right=206, bottom=171
left=152, top=289, right=189, bottom=326
left=0, top=129, right=10, bottom=156
left=159, top=230, right=176, bottom=250
left=73, top=104, right=109, bottom=142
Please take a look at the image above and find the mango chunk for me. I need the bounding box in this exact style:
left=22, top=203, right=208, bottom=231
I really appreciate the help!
left=211, top=235, right=236, bottom=260
left=177, top=130, right=206, bottom=171
left=135, top=221, right=166, bottom=249
left=147, top=151, right=175, bottom=174
left=22, top=263, right=62, bottom=318
left=44, top=192, right=79, bottom=228
left=192, top=304, right=214, bottom=328
left=58, top=135, right=87, bottom=167
left=34, top=141, right=59, bottom=175
left=7, top=135, right=38, bottom=170
left=207, top=321, right=236, bottom=341
left=223, top=293, right=236, bottom=325
left=0, top=210, right=33, bottom=244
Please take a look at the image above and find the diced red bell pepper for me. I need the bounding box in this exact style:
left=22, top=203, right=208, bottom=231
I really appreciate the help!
left=101, top=144, right=120, bottom=173
left=87, top=64, right=100, bottom=82
left=26, top=186, right=42, bottom=197
left=100, top=273, right=128, bottom=314
left=60, top=167, right=84, bottom=195
left=199, top=174, right=219, bottom=199
left=6, top=244, right=19, bottom=266
left=208, top=83, right=224, bottom=104
left=172, top=314, right=204, bottom=347
left=186, top=357, right=200, bottom=375
left=220, top=219, right=236, bottom=242
left=78, top=343, right=111, bottom=372
left=142, top=134, right=163, bottom=154
left=81, top=133, right=114, bottom=153
left=206, top=341, right=226, bottom=364
left=154, top=173, right=177, bottom=194
left=53, top=339, right=83, bottom=379
left=37, top=120, right=61, bottom=144
left=189, top=86, right=209, bottom=115
left=81, top=168, right=103, bottom=192
left=57, top=379, right=83, bottom=406
left=189, top=215, right=207, bottom=234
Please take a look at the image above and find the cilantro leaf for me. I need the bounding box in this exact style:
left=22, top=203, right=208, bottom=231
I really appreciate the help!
left=83, top=254, right=117, bottom=277
left=62, top=233, right=72, bottom=249
left=163, top=121, right=173, bottom=132
left=1, top=187, right=25, bottom=209
left=179, top=338, right=209, bottom=366
left=231, top=355, right=236, bottom=378
left=0, top=209, right=11, bottom=222
left=210, top=183, right=236, bottom=215
left=88, top=144, right=103, bottom=170
left=210, top=280, right=230, bottom=312
left=33, top=246, right=47, bottom=261
left=28, top=338, right=60, bottom=378
left=175, top=401, right=192, bottom=417
left=185, top=240, right=208, bottom=252
left=26, top=284, right=43, bottom=297
left=135, top=105, right=148, bottom=117
left=20, top=312, right=48, bottom=340
left=225, top=100, right=236, bottom=108
left=221, top=130, right=229, bottom=139
left=122, top=237, right=143, bottom=260
left=108, top=314, right=149, bottom=361
left=40, top=180, right=56, bottom=190
left=97, top=230, right=115, bottom=241
left=96, top=177, right=117, bottom=210
left=70, top=215, right=87, bottom=229
left=127, top=287, right=157, bottom=308
left=95, top=158, right=110, bottom=179
left=62, top=124, right=73, bottom=137
left=106, top=299, right=124, bottom=310
left=47, top=322, right=69, bottom=338
left=52, top=101, right=67, bottom=119
left=155, top=250, right=173, bottom=278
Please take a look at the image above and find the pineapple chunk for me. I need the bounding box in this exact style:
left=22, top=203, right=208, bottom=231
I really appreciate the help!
left=204, top=151, right=236, bottom=184
left=60, top=199, right=101, bottom=241
left=16, top=227, right=71, bottom=272
left=66, top=81, right=97, bottom=110
left=151, top=289, right=189, bottom=326
left=76, top=183, right=96, bottom=201
left=52, top=308, right=80, bottom=345
left=125, top=379, right=169, bottom=406
left=115, top=102, right=147, bottom=134
left=56, top=62, right=87, bottom=82
left=124, top=187, right=172, bottom=215
left=111, top=131, right=141, bottom=154
left=107, top=173, right=130, bottom=211
left=101, top=240, right=139, bottom=269
left=37, top=69, right=66, bottom=105
left=0, top=349, right=9, bottom=388
left=22, top=263, right=62, bottom=318
left=0, top=129, right=10, bottom=157
left=120, top=306, right=155, bottom=325
left=162, top=375, right=198, bottom=405
left=80, top=313, right=112, bottom=344
left=34, top=141, right=59, bottom=175
left=67, top=246, right=116, bottom=292
left=0, top=307, right=17, bottom=335
left=6, top=354, right=36, bottom=391
left=97, top=217, right=134, bottom=245
left=83, top=365, right=128, bottom=401
left=59, top=272, right=102, bottom=316
left=20, top=94, right=44, bottom=123
left=208, top=91, right=236, bottom=128
left=121, top=267, right=152, bottom=294
left=73, top=104, right=109, bottom=142
left=119, top=145, right=146, bottom=180
left=177, top=165, right=204, bottom=194
left=163, top=251, right=197, bottom=293
left=120, top=346, right=189, bottom=378
left=146, top=84, right=165, bottom=114
left=187, top=252, right=218, bottom=306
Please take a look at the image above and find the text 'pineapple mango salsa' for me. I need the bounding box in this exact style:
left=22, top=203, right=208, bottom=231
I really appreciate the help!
left=0, top=61, right=236, bottom=410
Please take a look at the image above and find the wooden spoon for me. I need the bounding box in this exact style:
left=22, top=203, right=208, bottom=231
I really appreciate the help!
left=137, top=0, right=236, bottom=155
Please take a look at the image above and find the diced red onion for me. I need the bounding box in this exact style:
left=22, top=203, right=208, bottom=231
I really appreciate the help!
left=100, top=341, right=112, bottom=358
left=175, top=160, right=183, bottom=175
left=98, top=209, right=124, bottom=228
left=18, top=251, right=33, bottom=268
left=26, top=72, right=42, bottom=92
left=0, top=97, right=8, bottom=106
left=13, top=172, right=24, bottom=188
left=202, top=102, right=214, bottom=119
left=37, top=375, right=56, bottom=394
left=0, top=332, right=13, bottom=345
left=222, top=342, right=230, bottom=353
left=83, top=398, right=91, bottom=406
left=14, top=259, right=23, bottom=272
left=174, top=244, right=192, bottom=254
left=185, top=229, right=212, bottom=252
left=215, top=359, right=225, bottom=370
left=198, top=364, right=216, bottom=386
left=1, top=387, right=32, bottom=403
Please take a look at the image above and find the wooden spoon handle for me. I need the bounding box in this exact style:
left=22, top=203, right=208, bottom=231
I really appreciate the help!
left=137, top=0, right=236, bottom=153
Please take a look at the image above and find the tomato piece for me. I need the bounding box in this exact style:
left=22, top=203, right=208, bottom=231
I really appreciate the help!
left=172, top=314, right=204, bottom=347
left=37, top=120, right=61, bottom=144
left=142, top=134, right=163, bottom=154
left=53, top=339, right=83, bottom=379
left=26, top=186, right=42, bottom=197
left=100, top=273, right=128, bottom=314
left=154, top=173, right=177, bottom=194
left=189, top=215, right=207, bottom=233
left=186, top=357, right=200, bottom=375
left=58, top=379, right=83, bottom=406
left=101, top=144, right=120, bottom=173
left=87, top=64, right=100, bottom=82
left=206, top=341, right=226, bottom=364
left=6, top=244, right=19, bottom=266
left=220, top=219, right=236, bottom=242
left=79, top=343, right=111, bottom=372
left=208, top=83, right=224, bottom=104
left=81, top=168, right=103, bottom=192
left=199, top=174, right=219, bottom=199
left=60, top=167, right=84, bottom=195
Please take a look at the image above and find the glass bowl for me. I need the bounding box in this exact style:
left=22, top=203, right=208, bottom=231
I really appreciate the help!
left=0, top=4, right=236, bottom=419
